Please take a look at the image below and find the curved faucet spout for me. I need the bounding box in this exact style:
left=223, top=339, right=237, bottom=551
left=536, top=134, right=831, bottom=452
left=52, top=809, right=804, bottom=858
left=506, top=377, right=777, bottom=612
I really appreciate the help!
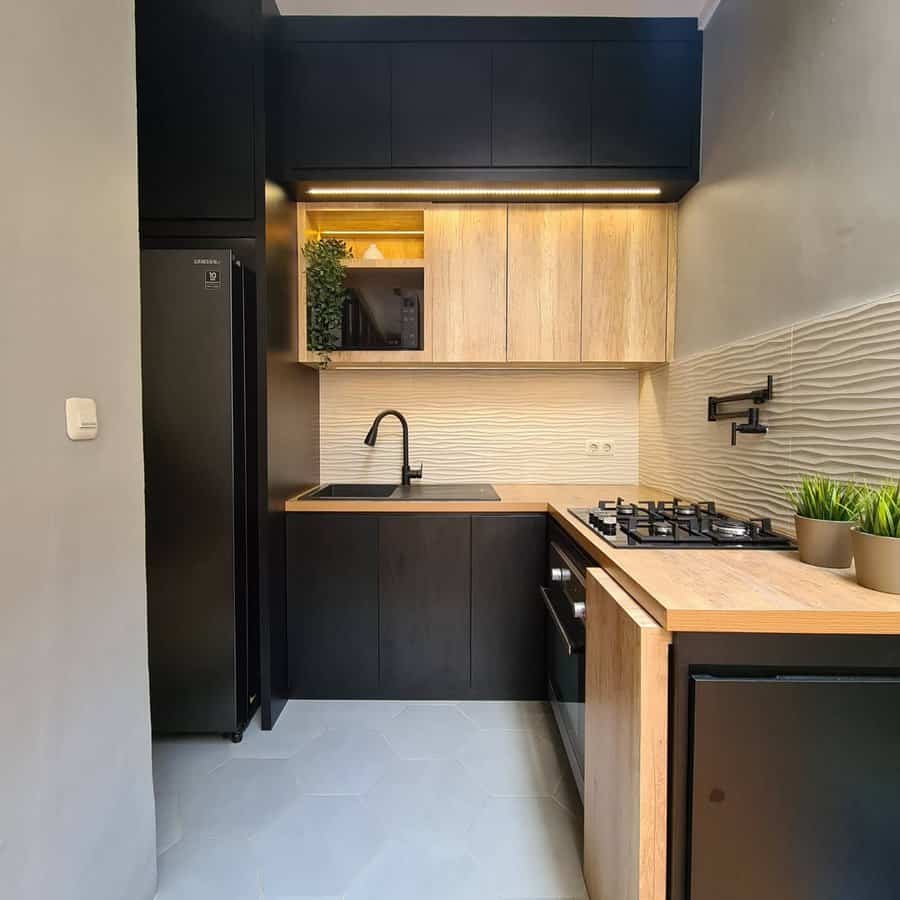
left=363, top=410, right=421, bottom=486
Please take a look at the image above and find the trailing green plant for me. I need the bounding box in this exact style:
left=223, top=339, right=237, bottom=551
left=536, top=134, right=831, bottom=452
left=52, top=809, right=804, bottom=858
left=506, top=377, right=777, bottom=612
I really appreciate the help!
left=303, top=237, right=350, bottom=366
left=857, top=482, right=900, bottom=538
left=787, top=475, right=863, bottom=522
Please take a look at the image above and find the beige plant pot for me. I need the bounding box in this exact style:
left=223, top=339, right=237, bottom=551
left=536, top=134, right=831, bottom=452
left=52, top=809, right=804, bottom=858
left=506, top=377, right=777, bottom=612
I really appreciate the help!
left=794, top=515, right=854, bottom=568
left=852, top=529, right=900, bottom=594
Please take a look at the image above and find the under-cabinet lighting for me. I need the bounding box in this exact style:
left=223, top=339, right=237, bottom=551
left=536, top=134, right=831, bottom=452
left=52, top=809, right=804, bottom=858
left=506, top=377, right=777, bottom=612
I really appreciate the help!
left=307, top=186, right=662, bottom=198
left=320, top=229, right=425, bottom=236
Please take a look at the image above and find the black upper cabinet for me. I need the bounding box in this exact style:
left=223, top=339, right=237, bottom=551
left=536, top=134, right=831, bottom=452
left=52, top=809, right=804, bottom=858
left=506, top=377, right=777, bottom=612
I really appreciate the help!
left=492, top=43, right=593, bottom=166
left=285, top=42, right=390, bottom=169
left=391, top=43, right=492, bottom=167
left=136, top=0, right=256, bottom=222
left=592, top=41, right=701, bottom=168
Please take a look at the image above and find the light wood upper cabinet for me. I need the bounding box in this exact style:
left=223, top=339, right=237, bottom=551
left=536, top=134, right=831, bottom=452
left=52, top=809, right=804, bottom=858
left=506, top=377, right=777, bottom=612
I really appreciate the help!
left=584, top=569, right=669, bottom=900
left=427, top=205, right=508, bottom=362
left=507, top=205, right=583, bottom=362
left=582, top=206, right=672, bottom=363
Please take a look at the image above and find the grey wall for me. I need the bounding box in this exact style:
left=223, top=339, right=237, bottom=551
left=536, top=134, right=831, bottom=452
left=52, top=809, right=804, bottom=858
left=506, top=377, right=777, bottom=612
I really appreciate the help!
left=0, top=2, right=157, bottom=899
left=676, top=0, right=900, bottom=357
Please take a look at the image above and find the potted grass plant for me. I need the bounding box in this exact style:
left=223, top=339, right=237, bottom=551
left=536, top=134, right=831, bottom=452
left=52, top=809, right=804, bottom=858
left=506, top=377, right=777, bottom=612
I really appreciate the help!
left=852, top=483, right=900, bottom=593
left=788, top=475, right=862, bottom=568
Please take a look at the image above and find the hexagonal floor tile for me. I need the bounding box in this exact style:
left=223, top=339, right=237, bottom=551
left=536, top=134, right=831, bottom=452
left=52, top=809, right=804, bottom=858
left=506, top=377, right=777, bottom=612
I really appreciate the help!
left=346, top=831, right=482, bottom=900
left=294, top=727, right=397, bottom=795
left=364, top=758, right=486, bottom=845
left=153, top=736, right=229, bottom=792
left=293, top=699, right=407, bottom=730
left=229, top=706, right=323, bottom=760
left=468, top=798, right=587, bottom=899
left=251, top=795, right=384, bottom=897
left=380, top=704, right=477, bottom=760
left=457, top=701, right=555, bottom=733
left=155, top=790, right=182, bottom=855
left=457, top=728, right=565, bottom=797
left=179, top=758, right=299, bottom=837
left=156, top=835, right=260, bottom=900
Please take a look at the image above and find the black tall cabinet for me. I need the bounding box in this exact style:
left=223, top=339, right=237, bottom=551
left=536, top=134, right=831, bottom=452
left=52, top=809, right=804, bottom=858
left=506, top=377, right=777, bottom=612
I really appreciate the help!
left=135, top=0, right=317, bottom=734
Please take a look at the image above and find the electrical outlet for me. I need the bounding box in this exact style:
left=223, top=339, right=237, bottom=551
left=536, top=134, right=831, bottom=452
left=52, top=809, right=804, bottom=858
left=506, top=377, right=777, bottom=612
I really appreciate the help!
left=585, top=439, right=615, bottom=457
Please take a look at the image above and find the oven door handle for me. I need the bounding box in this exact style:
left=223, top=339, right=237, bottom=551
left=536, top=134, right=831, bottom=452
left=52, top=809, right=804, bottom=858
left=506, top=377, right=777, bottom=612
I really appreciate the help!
left=540, top=586, right=585, bottom=656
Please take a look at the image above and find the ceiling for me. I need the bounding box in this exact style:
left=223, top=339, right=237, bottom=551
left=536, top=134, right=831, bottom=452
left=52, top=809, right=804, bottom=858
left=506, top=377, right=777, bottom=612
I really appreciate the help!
left=276, top=1, right=721, bottom=26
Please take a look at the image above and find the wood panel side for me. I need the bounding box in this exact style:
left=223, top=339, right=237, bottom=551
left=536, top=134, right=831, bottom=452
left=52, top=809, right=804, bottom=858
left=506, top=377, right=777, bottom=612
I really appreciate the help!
left=427, top=204, right=508, bottom=362
left=582, top=206, right=669, bottom=363
left=584, top=568, right=669, bottom=900
left=507, top=204, right=583, bottom=362
left=666, top=206, right=678, bottom=362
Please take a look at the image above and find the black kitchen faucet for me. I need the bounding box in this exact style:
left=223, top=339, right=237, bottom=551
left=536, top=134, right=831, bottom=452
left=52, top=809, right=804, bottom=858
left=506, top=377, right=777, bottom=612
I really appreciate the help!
left=363, top=409, right=423, bottom=486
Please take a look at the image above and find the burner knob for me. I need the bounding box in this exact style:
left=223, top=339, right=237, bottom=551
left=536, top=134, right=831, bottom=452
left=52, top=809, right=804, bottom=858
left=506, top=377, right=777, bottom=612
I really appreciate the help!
left=600, top=516, right=618, bottom=536
left=551, top=567, right=572, bottom=584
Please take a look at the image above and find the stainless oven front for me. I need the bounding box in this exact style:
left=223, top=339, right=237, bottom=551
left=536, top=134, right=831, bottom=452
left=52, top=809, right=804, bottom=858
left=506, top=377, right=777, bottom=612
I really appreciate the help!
left=542, top=537, right=586, bottom=799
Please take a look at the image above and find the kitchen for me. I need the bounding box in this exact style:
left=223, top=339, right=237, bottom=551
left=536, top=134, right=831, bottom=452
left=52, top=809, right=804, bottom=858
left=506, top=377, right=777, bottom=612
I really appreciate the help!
left=6, top=2, right=900, bottom=900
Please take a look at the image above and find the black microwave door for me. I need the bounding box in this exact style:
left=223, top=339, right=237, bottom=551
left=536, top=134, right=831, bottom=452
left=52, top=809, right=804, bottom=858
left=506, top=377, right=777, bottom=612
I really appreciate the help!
left=340, top=269, right=423, bottom=351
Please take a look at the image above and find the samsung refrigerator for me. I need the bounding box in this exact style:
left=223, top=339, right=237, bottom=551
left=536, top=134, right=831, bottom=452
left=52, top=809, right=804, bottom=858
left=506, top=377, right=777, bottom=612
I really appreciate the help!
left=140, top=248, right=259, bottom=740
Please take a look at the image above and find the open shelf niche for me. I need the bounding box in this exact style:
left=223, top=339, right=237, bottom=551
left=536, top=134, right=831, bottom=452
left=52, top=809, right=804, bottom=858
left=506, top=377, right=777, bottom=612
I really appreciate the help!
left=297, top=203, right=430, bottom=365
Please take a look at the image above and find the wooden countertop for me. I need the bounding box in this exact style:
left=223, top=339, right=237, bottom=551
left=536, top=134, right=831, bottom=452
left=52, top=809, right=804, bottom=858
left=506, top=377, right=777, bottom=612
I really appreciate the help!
left=286, top=483, right=900, bottom=635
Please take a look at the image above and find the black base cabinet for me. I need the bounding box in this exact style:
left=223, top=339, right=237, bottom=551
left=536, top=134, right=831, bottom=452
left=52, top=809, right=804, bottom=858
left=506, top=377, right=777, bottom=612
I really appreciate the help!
left=670, top=634, right=900, bottom=900
left=286, top=513, right=546, bottom=700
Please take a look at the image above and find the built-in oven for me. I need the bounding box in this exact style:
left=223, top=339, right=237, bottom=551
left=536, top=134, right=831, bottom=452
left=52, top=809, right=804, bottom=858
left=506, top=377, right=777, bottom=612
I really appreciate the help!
left=541, top=526, right=588, bottom=800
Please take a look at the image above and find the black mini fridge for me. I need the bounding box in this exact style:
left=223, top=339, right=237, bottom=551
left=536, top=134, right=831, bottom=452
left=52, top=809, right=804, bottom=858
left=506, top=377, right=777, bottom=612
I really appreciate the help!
left=140, top=249, right=259, bottom=740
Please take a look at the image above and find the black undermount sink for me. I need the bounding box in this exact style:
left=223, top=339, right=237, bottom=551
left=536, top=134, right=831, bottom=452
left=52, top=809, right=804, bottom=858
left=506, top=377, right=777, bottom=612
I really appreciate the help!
left=306, top=483, right=500, bottom=501
left=307, top=483, right=398, bottom=499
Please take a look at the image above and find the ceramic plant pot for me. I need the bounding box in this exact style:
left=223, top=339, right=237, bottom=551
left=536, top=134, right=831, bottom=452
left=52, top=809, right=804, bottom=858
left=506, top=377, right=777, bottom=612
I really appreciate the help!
left=794, top=515, right=854, bottom=568
left=851, top=529, right=900, bottom=594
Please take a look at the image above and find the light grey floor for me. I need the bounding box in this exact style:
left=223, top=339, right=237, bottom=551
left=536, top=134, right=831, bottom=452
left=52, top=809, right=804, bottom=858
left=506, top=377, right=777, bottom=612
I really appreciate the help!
left=153, top=700, right=586, bottom=900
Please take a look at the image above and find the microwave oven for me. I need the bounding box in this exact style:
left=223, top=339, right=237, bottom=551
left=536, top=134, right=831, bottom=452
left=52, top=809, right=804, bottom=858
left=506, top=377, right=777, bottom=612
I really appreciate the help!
left=337, top=268, right=423, bottom=351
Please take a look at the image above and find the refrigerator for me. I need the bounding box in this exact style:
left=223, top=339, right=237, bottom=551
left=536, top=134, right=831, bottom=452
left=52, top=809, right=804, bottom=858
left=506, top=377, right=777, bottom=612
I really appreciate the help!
left=140, top=248, right=259, bottom=740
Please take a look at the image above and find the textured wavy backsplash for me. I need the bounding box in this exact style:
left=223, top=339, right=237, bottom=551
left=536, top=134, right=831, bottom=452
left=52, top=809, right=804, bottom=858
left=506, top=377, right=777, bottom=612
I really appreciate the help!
left=320, top=370, right=639, bottom=484
left=640, top=293, right=900, bottom=534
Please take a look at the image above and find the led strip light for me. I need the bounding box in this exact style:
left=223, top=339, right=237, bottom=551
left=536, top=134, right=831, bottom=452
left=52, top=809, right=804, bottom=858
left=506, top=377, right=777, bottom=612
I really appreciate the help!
left=306, top=186, right=662, bottom=198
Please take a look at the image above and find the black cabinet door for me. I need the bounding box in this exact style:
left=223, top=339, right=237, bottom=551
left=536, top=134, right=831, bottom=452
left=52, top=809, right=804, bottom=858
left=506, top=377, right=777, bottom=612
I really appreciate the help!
left=285, top=42, right=390, bottom=169
left=690, top=676, right=900, bottom=900
left=135, top=0, right=256, bottom=221
left=391, top=43, right=492, bottom=167
left=471, top=515, right=547, bottom=699
left=592, top=41, right=700, bottom=168
left=492, top=42, right=592, bottom=166
left=379, top=515, right=471, bottom=698
left=286, top=514, right=379, bottom=698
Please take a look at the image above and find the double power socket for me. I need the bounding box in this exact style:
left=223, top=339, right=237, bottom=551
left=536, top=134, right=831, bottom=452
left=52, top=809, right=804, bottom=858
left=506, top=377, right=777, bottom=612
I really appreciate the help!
left=585, top=438, right=615, bottom=457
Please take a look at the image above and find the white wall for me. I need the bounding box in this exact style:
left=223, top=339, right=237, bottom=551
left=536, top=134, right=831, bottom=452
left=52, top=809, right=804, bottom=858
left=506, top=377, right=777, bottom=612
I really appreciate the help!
left=277, top=1, right=706, bottom=16
left=320, top=370, right=639, bottom=484
left=676, top=0, right=900, bottom=356
left=0, top=2, right=157, bottom=899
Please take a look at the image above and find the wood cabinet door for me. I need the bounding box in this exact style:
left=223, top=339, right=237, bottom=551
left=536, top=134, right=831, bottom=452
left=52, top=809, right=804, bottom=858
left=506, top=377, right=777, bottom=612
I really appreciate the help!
left=492, top=42, right=592, bottom=166
left=286, top=514, right=380, bottom=698
left=581, top=206, right=671, bottom=363
left=507, top=205, right=583, bottom=362
left=427, top=205, right=508, bottom=362
left=592, top=41, right=701, bottom=169
left=285, top=42, right=390, bottom=169
left=379, top=515, right=471, bottom=698
left=391, top=43, right=492, bottom=167
left=471, top=515, right=547, bottom=698
left=584, top=569, right=669, bottom=900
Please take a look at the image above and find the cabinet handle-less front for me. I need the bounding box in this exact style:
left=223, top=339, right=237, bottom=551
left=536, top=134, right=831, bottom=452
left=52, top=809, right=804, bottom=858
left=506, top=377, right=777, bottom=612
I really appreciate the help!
left=540, top=586, right=584, bottom=656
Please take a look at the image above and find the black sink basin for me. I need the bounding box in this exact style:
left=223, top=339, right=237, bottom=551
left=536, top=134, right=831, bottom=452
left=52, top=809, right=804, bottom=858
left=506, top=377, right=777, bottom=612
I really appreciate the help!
left=306, top=483, right=398, bottom=499
left=304, top=483, right=500, bottom=501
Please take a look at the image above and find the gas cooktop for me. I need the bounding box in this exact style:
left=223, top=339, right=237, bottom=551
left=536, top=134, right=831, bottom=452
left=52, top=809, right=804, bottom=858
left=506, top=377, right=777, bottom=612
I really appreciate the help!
left=570, top=497, right=795, bottom=550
